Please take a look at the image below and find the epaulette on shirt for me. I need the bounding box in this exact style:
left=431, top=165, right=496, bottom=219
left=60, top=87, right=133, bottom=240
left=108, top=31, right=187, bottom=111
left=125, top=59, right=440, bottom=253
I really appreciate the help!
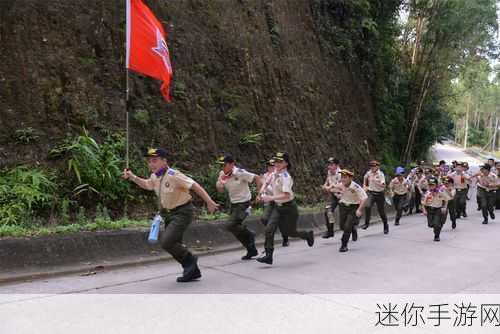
left=167, top=169, right=175, bottom=176
left=283, top=172, right=289, bottom=178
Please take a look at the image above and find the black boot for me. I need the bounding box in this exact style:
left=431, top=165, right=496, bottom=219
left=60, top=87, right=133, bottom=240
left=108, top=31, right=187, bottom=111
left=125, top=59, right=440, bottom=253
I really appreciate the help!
left=383, top=223, right=389, bottom=234
left=306, top=231, right=314, bottom=247
left=434, top=235, right=440, bottom=242
left=452, top=221, right=456, bottom=229
left=361, top=223, right=369, bottom=230
left=395, top=219, right=400, bottom=226
left=339, top=239, right=348, bottom=252
left=482, top=219, right=488, bottom=224
left=351, top=228, right=358, bottom=242
left=177, top=255, right=202, bottom=283
left=241, top=244, right=258, bottom=260
left=490, top=211, right=495, bottom=220
left=282, top=236, right=289, bottom=247
left=256, top=248, right=273, bottom=265
left=322, top=224, right=334, bottom=238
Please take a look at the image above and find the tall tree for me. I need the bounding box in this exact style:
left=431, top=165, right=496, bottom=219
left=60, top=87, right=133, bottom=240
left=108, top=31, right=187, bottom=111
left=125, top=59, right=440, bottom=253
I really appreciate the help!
left=399, top=0, right=498, bottom=162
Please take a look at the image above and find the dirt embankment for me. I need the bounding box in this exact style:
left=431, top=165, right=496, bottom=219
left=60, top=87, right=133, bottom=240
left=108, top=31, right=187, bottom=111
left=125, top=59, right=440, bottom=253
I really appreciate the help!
left=0, top=0, right=377, bottom=201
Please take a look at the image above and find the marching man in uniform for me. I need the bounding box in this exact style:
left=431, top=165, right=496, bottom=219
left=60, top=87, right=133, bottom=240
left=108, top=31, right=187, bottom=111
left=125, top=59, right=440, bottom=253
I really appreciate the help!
left=389, top=167, right=410, bottom=226
left=338, top=169, right=368, bottom=252
left=259, top=159, right=289, bottom=247
left=123, top=148, right=218, bottom=283
left=447, top=162, right=470, bottom=219
left=475, top=164, right=498, bottom=225
left=441, top=176, right=457, bottom=229
left=422, top=177, right=448, bottom=242
left=361, top=160, right=389, bottom=234
left=216, top=155, right=263, bottom=260
left=256, top=152, right=314, bottom=265
left=321, top=157, right=342, bottom=238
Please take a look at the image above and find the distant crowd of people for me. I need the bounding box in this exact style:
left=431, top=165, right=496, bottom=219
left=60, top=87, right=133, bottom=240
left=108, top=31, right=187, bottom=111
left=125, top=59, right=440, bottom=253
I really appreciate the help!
left=122, top=149, right=499, bottom=283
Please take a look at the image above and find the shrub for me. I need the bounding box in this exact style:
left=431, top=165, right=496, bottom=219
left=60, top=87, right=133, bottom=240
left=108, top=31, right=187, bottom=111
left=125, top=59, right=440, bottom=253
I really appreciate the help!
left=49, top=129, right=133, bottom=208
left=0, top=167, right=57, bottom=226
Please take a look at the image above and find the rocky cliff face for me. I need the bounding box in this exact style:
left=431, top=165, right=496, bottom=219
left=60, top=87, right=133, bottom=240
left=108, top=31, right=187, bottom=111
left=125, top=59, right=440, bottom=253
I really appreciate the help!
left=0, top=0, right=377, bottom=200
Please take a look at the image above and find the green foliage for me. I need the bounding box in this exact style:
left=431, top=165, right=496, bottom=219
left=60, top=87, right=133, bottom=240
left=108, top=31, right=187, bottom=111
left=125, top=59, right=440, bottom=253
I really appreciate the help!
left=13, top=127, right=39, bottom=144
left=0, top=218, right=150, bottom=238
left=173, top=81, right=187, bottom=99
left=323, top=111, right=338, bottom=130
left=49, top=128, right=131, bottom=207
left=198, top=210, right=230, bottom=221
left=59, top=197, right=72, bottom=225
left=225, top=107, right=242, bottom=125
left=133, top=109, right=151, bottom=126
left=310, top=0, right=388, bottom=76
left=193, top=164, right=228, bottom=207
left=0, top=167, right=56, bottom=226
left=264, top=2, right=281, bottom=48
left=239, top=133, right=263, bottom=146
left=76, top=206, right=87, bottom=225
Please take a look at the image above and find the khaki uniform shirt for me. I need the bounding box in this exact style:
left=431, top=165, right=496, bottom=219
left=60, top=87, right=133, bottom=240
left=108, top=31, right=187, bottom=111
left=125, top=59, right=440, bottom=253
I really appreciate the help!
left=272, top=170, right=294, bottom=204
left=145, top=168, right=194, bottom=210
left=422, top=188, right=448, bottom=208
left=477, top=172, right=498, bottom=191
left=217, top=167, right=256, bottom=204
left=447, top=171, right=469, bottom=190
left=441, top=186, right=456, bottom=201
left=389, top=177, right=409, bottom=195
left=418, top=175, right=429, bottom=191
left=261, top=171, right=275, bottom=196
left=364, top=170, right=386, bottom=192
left=340, top=181, right=368, bottom=205
left=324, top=170, right=342, bottom=198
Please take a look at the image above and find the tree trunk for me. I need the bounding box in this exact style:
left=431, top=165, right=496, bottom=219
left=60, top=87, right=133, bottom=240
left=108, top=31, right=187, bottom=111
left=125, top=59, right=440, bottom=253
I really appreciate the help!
left=464, top=95, right=470, bottom=149
left=411, top=15, right=424, bottom=66
left=492, top=116, right=498, bottom=151
left=402, top=70, right=431, bottom=163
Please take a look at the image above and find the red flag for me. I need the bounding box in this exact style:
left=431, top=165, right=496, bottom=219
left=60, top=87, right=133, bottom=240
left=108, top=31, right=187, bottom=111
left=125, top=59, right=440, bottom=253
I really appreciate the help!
left=126, top=0, right=173, bottom=101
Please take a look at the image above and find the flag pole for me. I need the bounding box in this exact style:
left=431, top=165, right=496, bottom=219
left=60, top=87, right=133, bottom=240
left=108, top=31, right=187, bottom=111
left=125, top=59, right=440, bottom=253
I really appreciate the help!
left=125, top=0, right=131, bottom=169
left=126, top=69, right=130, bottom=169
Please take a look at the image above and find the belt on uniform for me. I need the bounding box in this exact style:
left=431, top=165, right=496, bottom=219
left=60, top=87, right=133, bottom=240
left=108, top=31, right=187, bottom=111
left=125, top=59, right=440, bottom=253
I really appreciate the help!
left=456, top=188, right=468, bottom=192
left=478, top=187, right=495, bottom=193
left=368, top=191, right=384, bottom=195
left=340, top=203, right=359, bottom=208
left=169, top=201, right=192, bottom=212
left=276, top=200, right=295, bottom=207
left=231, top=201, right=251, bottom=206
left=426, top=206, right=443, bottom=211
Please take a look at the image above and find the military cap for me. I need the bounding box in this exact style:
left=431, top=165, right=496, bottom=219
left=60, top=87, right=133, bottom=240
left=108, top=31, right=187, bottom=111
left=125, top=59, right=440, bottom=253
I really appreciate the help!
left=442, top=176, right=453, bottom=184
left=368, top=160, right=380, bottom=167
left=144, top=148, right=168, bottom=158
left=328, top=157, right=340, bottom=164
left=428, top=177, right=438, bottom=185
left=216, top=155, right=235, bottom=165
left=480, top=164, right=491, bottom=171
left=273, top=152, right=289, bottom=162
left=339, top=169, right=354, bottom=177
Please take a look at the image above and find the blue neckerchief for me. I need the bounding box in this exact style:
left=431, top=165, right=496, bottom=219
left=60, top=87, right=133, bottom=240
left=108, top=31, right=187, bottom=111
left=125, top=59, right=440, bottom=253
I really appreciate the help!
left=155, top=168, right=167, bottom=177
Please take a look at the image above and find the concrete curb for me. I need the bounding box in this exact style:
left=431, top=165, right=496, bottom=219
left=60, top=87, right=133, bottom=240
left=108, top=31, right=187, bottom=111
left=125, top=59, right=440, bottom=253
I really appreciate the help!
left=0, top=208, right=395, bottom=285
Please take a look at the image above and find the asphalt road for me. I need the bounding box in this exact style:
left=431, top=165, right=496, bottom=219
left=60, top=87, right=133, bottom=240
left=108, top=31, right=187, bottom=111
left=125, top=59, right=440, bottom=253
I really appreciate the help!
left=1, top=143, right=498, bottom=295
